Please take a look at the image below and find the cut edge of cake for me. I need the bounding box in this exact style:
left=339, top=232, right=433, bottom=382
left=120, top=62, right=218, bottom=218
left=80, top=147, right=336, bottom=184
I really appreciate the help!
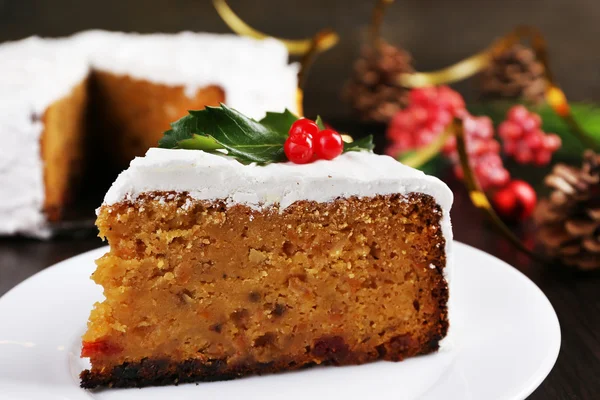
left=80, top=149, right=453, bottom=388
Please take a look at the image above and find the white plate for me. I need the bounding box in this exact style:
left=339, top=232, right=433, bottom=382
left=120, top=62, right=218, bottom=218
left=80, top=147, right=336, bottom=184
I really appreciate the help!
left=0, top=242, right=560, bottom=400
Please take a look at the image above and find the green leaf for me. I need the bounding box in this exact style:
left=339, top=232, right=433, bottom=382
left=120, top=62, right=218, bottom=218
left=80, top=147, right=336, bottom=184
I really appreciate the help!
left=159, top=104, right=375, bottom=164
left=158, top=114, right=203, bottom=149
left=198, top=104, right=288, bottom=164
left=259, top=109, right=299, bottom=138
left=178, top=134, right=222, bottom=151
left=315, top=115, right=326, bottom=130
left=161, top=104, right=287, bottom=164
left=343, top=135, right=375, bottom=152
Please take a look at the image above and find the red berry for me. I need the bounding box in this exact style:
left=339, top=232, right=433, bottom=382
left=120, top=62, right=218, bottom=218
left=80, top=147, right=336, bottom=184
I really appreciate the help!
left=410, top=106, right=429, bottom=124
left=284, top=132, right=313, bottom=164
left=534, top=150, right=552, bottom=166
left=503, top=140, right=516, bottom=155
left=524, top=131, right=543, bottom=150
left=522, top=114, right=541, bottom=131
left=289, top=118, right=319, bottom=138
left=499, top=121, right=523, bottom=140
left=489, top=168, right=511, bottom=187
left=409, top=87, right=436, bottom=105
left=391, top=111, right=413, bottom=130
left=314, top=129, right=343, bottom=160
left=507, top=105, right=529, bottom=122
left=492, top=180, right=537, bottom=221
left=543, top=134, right=562, bottom=152
left=514, top=145, right=533, bottom=164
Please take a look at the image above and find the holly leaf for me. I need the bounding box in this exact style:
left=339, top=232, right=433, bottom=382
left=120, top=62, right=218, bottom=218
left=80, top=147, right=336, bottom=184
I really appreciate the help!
left=344, top=135, right=375, bottom=152
left=160, top=104, right=373, bottom=164
left=196, top=104, right=289, bottom=164
left=315, top=115, right=326, bottom=130
left=259, top=109, right=299, bottom=138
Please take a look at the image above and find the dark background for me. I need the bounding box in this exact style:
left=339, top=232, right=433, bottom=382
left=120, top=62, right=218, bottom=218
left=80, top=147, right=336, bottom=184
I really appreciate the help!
left=1, top=1, right=600, bottom=398
left=1, top=0, right=599, bottom=119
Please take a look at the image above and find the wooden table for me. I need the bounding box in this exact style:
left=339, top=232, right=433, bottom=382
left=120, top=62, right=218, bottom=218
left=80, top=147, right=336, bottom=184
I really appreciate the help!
left=0, top=181, right=598, bottom=399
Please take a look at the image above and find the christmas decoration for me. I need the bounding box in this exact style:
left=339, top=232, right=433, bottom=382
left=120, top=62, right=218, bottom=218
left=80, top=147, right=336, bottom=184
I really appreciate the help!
left=159, top=105, right=372, bottom=165
left=469, top=101, right=600, bottom=161
left=386, top=86, right=509, bottom=190
left=213, top=0, right=338, bottom=56
left=343, top=41, right=414, bottom=123
left=535, top=151, right=600, bottom=270
left=478, top=44, right=547, bottom=104
left=492, top=180, right=538, bottom=221
left=498, top=105, right=561, bottom=165
left=445, top=114, right=510, bottom=190
left=213, top=0, right=339, bottom=116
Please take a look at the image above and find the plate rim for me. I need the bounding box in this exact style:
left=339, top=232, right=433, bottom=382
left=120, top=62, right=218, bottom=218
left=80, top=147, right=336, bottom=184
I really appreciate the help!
left=449, top=242, right=561, bottom=400
left=0, top=241, right=561, bottom=400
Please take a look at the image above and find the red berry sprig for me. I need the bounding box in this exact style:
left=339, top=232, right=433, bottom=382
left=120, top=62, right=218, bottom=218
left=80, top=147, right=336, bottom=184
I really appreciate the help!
left=284, top=118, right=344, bottom=164
left=498, top=105, right=562, bottom=166
left=387, top=86, right=465, bottom=153
left=386, top=86, right=509, bottom=190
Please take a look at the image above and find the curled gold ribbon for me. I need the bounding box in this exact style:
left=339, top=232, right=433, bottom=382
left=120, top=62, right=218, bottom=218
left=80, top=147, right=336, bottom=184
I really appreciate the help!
left=213, top=0, right=339, bottom=56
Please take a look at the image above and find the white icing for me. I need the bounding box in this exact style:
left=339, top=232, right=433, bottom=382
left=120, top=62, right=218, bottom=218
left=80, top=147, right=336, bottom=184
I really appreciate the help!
left=0, top=37, right=89, bottom=238
left=74, top=31, right=299, bottom=119
left=103, top=149, right=454, bottom=286
left=0, top=31, right=298, bottom=237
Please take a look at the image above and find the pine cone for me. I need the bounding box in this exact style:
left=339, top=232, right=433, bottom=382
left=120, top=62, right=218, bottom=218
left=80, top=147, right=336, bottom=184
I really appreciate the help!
left=479, top=44, right=547, bottom=104
left=535, top=150, right=600, bottom=270
left=343, top=41, right=414, bottom=123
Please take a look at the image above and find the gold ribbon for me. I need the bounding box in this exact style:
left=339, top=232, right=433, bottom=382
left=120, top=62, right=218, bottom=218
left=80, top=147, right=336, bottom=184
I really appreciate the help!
left=213, top=0, right=339, bottom=56
left=213, top=0, right=339, bottom=115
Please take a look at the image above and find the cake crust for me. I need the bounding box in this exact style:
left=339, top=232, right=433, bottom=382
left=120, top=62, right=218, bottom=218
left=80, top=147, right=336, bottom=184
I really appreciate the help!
left=81, top=191, right=449, bottom=388
left=80, top=328, right=446, bottom=389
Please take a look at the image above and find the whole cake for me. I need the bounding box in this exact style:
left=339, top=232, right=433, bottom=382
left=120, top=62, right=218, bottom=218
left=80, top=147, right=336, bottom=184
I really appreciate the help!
left=80, top=108, right=453, bottom=388
left=0, top=31, right=298, bottom=237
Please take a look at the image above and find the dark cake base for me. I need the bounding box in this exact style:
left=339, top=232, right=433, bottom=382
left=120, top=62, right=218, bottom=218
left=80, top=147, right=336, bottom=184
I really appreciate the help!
left=80, top=326, right=447, bottom=389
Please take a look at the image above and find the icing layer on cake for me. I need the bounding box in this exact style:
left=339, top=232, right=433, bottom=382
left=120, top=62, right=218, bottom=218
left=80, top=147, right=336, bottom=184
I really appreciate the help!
left=103, top=149, right=454, bottom=283
left=0, top=37, right=89, bottom=237
left=77, top=31, right=299, bottom=118
left=0, top=31, right=298, bottom=237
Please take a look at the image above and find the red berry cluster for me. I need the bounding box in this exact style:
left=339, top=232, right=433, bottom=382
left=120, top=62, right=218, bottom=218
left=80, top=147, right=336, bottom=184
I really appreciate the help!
left=386, top=86, right=509, bottom=190
left=387, top=86, right=465, bottom=152
left=444, top=114, right=510, bottom=189
left=284, top=119, right=343, bottom=164
left=498, top=105, right=562, bottom=166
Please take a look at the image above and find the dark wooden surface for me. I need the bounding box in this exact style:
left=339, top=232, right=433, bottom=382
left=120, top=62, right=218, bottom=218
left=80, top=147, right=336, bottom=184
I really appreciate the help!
left=0, top=177, right=599, bottom=399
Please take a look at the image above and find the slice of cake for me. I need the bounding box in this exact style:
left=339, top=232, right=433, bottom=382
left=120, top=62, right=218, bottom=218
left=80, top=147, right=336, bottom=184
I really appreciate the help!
left=0, top=31, right=297, bottom=237
left=80, top=108, right=453, bottom=388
